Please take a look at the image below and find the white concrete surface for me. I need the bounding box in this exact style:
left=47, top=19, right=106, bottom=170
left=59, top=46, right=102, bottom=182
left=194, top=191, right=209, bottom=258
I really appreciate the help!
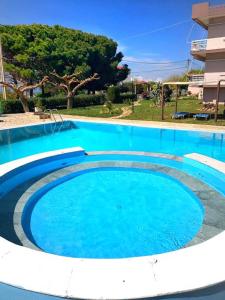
left=0, top=147, right=84, bottom=177
left=185, top=153, right=225, bottom=174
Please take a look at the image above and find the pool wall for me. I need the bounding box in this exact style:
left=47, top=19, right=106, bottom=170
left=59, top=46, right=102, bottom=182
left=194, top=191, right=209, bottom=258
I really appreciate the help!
left=1, top=149, right=225, bottom=299
left=0, top=120, right=75, bottom=145
left=0, top=147, right=85, bottom=197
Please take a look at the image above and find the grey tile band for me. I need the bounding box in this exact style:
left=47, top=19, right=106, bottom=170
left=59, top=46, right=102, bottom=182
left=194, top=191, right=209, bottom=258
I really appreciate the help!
left=87, top=151, right=183, bottom=162
left=14, top=159, right=225, bottom=253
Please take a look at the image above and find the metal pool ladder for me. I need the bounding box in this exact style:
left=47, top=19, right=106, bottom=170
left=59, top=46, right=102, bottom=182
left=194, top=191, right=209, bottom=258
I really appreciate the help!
left=44, top=109, right=64, bottom=133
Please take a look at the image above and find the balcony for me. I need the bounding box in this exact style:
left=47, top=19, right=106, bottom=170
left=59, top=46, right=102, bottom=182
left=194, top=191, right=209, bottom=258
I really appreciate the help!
left=192, top=2, right=225, bottom=29
left=188, top=74, right=204, bottom=88
left=191, top=39, right=207, bottom=61
left=189, top=74, right=204, bottom=84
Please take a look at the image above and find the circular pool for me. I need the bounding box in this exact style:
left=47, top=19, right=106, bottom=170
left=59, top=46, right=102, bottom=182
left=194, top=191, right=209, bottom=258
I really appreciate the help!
left=21, top=165, right=204, bottom=258
left=1, top=147, right=225, bottom=300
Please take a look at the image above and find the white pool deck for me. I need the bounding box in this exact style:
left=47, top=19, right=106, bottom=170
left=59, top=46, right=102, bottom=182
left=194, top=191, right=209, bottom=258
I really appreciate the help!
left=0, top=143, right=225, bottom=299
left=1, top=113, right=225, bottom=133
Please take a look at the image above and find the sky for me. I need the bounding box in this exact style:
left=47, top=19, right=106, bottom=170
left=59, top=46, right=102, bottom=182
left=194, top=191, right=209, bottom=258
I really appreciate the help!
left=1, top=0, right=208, bottom=81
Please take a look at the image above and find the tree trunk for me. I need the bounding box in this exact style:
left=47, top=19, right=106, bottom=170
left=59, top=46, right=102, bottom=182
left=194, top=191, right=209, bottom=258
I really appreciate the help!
left=41, top=84, right=45, bottom=97
left=67, top=93, right=73, bottom=109
left=29, top=80, right=33, bottom=98
left=20, top=94, right=30, bottom=112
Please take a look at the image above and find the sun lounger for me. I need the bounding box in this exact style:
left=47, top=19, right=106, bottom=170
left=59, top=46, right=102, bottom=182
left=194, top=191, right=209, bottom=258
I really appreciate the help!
left=193, top=113, right=210, bottom=120
left=171, top=112, right=190, bottom=119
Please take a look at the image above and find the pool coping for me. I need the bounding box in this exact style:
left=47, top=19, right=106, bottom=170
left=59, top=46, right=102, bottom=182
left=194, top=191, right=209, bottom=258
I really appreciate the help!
left=1, top=116, right=225, bottom=133
left=184, top=153, right=225, bottom=175
left=0, top=148, right=225, bottom=299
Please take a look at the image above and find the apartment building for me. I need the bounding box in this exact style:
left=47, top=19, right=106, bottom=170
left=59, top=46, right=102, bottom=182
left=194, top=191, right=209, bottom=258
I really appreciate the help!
left=191, top=1, right=225, bottom=103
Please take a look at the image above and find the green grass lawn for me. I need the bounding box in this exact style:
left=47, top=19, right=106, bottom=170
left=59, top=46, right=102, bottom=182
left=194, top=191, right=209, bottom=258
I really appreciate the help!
left=124, top=98, right=225, bottom=126
left=60, top=103, right=126, bottom=118
left=60, top=97, right=225, bottom=126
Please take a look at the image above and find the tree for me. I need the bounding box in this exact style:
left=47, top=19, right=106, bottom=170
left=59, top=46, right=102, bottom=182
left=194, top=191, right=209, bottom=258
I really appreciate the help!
left=165, top=73, right=188, bottom=82
left=106, top=86, right=121, bottom=103
left=49, top=71, right=99, bottom=109
left=0, top=24, right=129, bottom=93
left=150, top=82, right=161, bottom=101
left=188, top=68, right=204, bottom=75
left=163, top=85, right=173, bottom=102
left=0, top=77, right=48, bottom=112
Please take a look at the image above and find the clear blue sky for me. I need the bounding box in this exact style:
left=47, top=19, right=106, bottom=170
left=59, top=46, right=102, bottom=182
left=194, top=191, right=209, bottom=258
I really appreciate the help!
left=1, top=0, right=207, bottom=80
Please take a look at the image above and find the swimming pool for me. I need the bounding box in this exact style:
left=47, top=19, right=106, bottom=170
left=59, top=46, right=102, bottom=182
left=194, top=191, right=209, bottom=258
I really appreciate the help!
left=0, top=120, right=225, bottom=163
left=1, top=120, right=225, bottom=299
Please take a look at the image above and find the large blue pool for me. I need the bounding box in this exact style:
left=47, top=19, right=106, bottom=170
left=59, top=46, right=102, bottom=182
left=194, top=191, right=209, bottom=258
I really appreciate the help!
left=0, top=120, right=224, bottom=163
left=0, top=120, right=225, bottom=259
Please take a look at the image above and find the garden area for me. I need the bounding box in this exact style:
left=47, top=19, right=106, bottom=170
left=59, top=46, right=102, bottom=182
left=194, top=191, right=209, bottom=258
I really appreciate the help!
left=60, top=96, right=225, bottom=126
left=0, top=24, right=225, bottom=126
left=125, top=97, right=225, bottom=125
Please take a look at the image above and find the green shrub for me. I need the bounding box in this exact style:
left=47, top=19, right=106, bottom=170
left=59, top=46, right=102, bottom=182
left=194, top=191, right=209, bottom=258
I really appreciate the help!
left=1, top=99, right=35, bottom=113
left=73, top=94, right=105, bottom=107
left=37, top=96, right=67, bottom=109
left=107, top=86, right=121, bottom=103
left=120, top=92, right=137, bottom=102
left=0, top=94, right=106, bottom=113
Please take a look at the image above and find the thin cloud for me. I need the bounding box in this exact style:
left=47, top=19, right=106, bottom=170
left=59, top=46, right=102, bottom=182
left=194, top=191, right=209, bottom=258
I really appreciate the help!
left=121, top=20, right=190, bottom=41
left=123, top=55, right=186, bottom=81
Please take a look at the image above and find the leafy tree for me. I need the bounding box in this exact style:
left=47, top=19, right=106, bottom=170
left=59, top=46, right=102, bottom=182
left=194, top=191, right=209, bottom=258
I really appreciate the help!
left=0, top=77, right=48, bottom=112
left=106, top=86, right=121, bottom=103
left=188, top=68, right=204, bottom=75
left=0, top=24, right=129, bottom=94
left=165, top=73, right=188, bottom=82
left=49, top=71, right=99, bottom=109
left=163, top=85, right=173, bottom=102
left=150, top=82, right=161, bottom=101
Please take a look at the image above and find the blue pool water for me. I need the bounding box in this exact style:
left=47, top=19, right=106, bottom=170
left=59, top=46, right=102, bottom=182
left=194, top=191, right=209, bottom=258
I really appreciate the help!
left=23, top=167, right=204, bottom=258
left=0, top=121, right=224, bottom=163
left=1, top=121, right=224, bottom=259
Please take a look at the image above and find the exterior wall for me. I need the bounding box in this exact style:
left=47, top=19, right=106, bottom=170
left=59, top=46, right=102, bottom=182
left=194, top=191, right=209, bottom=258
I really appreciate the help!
left=203, top=86, right=225, bottom=103
left=207, top=17, right=225, bottom=52
left=204, top=56, right=225, bottom=86
left=208, top=17, right=225, bottom=38
left=204, top=71, right=225, bottom=86
left=188, top=86, right=203, bottom=97
left=207, top=37, right=225, bottom=51
left=205, top=58, right=225, bottom=72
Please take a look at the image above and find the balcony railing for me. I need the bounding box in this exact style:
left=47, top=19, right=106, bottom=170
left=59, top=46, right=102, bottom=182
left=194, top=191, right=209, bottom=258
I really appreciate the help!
left=191, top=39, right=207, bottom=52
left=189, top=74, right=204, bottom=83
left=209, top=0, right=225, bottom=6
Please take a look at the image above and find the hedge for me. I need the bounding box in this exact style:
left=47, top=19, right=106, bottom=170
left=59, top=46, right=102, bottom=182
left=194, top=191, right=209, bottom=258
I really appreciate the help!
left=0, top=93, right=136, bottom=113
left=120, top=93, right=137, bottom=101
left=1, top=100, right=35, bottom=114
left=0, top=94, right=105, bottom=113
